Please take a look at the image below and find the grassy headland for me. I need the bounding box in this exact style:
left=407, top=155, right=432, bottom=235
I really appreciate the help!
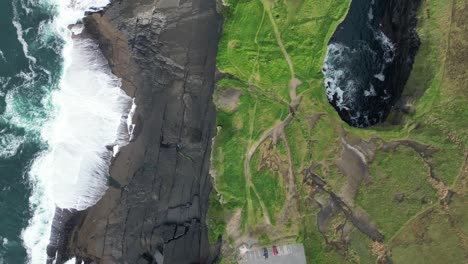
left=208, top=0, right=467, bottom=263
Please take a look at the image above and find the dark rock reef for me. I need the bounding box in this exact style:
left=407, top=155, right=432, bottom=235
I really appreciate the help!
left=323, top=0, right=421, bottom=127
left=48, top=0, right=222, bottom=263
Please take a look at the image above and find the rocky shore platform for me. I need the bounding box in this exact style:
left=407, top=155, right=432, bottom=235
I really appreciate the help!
left=48, top=0, right=223, bottom=263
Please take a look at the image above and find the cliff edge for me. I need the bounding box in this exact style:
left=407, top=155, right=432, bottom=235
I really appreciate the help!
left=58, top=0, right=222, bottom=263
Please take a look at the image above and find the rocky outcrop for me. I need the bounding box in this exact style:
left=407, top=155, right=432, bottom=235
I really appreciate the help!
left=53, top=0, right=222, bottom=263
left=46, top=209, right=83, bottom=264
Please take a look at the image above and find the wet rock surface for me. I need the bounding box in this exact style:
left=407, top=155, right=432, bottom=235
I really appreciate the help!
left=323, top=0, right=421, bottom=127
left=51, top=0, right=222, bottom=263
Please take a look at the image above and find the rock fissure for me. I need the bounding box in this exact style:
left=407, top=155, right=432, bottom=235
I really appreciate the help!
left=54, top=0, right=223, bottom=262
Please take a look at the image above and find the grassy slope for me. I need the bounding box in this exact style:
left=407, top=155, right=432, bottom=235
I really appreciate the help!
left=208, top=0, right=467, bottom=262
left=387, top=0, right=468, bottom=262
left=356, top=145, right=438, bottom=238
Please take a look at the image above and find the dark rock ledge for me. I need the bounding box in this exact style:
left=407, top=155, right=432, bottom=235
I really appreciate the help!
left=48, top=0, right=223, bottom=263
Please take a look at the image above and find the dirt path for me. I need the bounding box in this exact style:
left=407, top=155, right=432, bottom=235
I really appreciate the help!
left=244, top=115, right=294, bottom=226
left=243, top=3, right=303, bottom=228
left=244, top=125, right=275, bottom=225
left=264, top=3, right=295, bottom=78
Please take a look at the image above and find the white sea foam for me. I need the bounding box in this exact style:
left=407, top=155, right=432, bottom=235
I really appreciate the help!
left=323, top=28, right=395, bottom=109
left=3, top=79, right=48, bottom=131
left=323, top=43, right=356, bottom=111
left=0, top=50, right=7, bottom=62
left=368, top=7, right=373, bottom=21
left=65, top=258, right=79, bottom=264
left=36, top=37, right=132, bottom=210
left=127, top=98, right=137, bottom=139
left=374, top=72, right=385, bottom=81
left=112, top=145, right=120, bottom=157
left=52, top=0, right=111, bottom=27
left=0, top=134, right=23, bottom=158
left=381, top=89, right=391, bottom=101
left=70, top=24, right=84, bottom=35
left=20, top=0, right=33, bottom=14
left=12, top=2, right=37, bottom=65
left=36, top=20, right=53, bottom=50
left=112, top=97, right=137, bottom=157
left=23, top=0, right=134, bottom=263
left=364, top=84, right=377, bottom=97
left=374, top=29, right=395, bottom=63
left=22, top=175, right=54, bottom=264
left=0, top=77, right=11, bottom=90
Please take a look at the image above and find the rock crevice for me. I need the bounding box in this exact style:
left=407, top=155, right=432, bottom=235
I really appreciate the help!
left=51, top=0, right=222, bottom=263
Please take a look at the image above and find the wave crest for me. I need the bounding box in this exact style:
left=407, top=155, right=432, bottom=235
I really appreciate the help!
left=37, top=37, right=132, bottom=210
left=22, top=0, right=134, bottom=263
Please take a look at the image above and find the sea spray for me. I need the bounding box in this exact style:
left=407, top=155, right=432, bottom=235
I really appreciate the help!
left=322, top=0, right=396, bottom=127
left=1, top=0, right=66, bottom=262
left=12, top=2, right=37, bottom=65
left=36, top=36, right=132, bottom=210
left=22, top=0, right=135, bottom=263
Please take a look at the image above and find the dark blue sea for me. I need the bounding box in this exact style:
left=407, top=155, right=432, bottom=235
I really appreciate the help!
left=323, top=0, right=395, bottom=127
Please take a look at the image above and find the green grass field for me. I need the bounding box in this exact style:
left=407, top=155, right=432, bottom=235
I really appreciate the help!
left=356, top=145, right=438, bottom=238
left=208, top=0, right=467, bottom=262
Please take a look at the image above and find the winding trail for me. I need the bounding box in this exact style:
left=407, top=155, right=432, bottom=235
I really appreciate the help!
left=244, top=124, right=275, bottom=226
left=243, top=2, right=303, bottom=228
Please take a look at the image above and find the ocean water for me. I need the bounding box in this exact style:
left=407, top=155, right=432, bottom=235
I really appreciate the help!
left=323, top=0, right=395, bottom=127
left=0, top=0, right=134, bottom=263
left=0, top=1, right=59, bottom=262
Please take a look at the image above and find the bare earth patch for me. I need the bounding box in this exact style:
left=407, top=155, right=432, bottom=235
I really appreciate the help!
left=226, top=209, right=243, bottom=240
left=215, top=87, right=243, bottom=111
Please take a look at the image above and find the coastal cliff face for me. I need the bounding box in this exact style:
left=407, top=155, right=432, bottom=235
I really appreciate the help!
left=61, top=0, right=222, bottom=263
left=381, top=0, right=422, bottom=122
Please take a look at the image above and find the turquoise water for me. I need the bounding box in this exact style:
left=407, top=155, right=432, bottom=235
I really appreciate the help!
left=0, top=0, right=61, bottom=262
left=1, top=1, right=134, bottom=262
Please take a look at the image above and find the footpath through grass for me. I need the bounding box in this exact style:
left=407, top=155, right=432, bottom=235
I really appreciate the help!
left=208, top=0, right=467, bottom=262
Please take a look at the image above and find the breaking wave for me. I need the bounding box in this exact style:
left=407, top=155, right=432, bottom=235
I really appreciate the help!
left=21, top=0, right=134, bottom=263
left=33, top=36, right=132, bottom=209
left=0, top=50, right=7, bottom=62
left=322, top=0, right=395, bottom=127
left=0, top=133, right=24, bottom=158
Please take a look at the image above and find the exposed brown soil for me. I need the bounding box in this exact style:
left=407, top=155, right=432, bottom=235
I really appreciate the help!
left=242, top=0, right=302, bottom=230
left=372, top=241, right=392, bottom=264
left=226, top=209, right=243, bottom=240
left=214, top=88, right=242, bottom=111
left=335, top=135, right=374, bottom=205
